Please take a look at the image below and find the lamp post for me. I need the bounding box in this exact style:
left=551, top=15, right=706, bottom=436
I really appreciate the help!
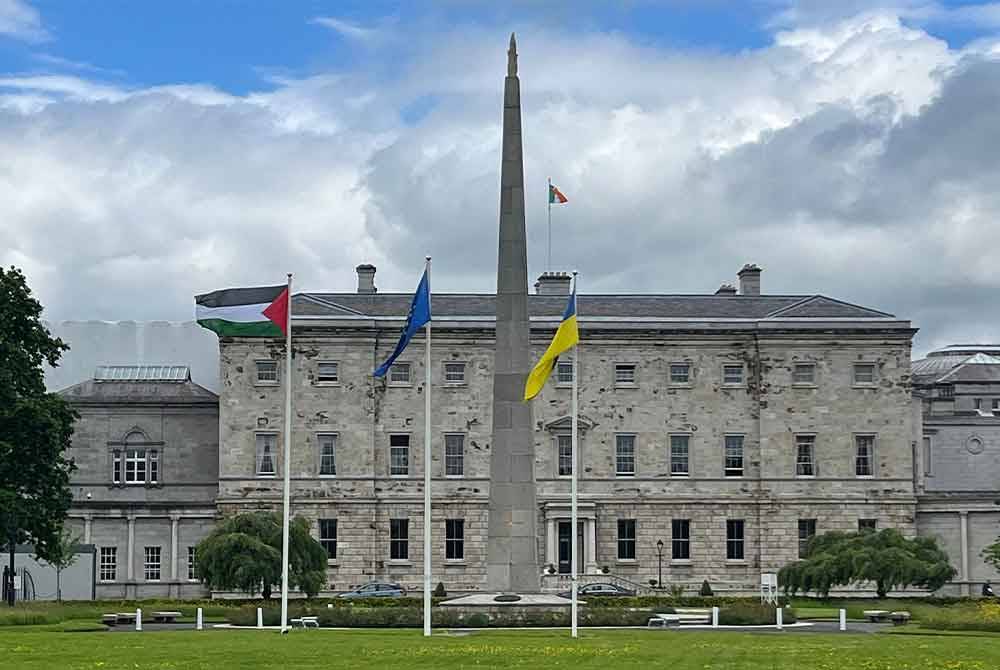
left=656, top=539, right=664, bottom=589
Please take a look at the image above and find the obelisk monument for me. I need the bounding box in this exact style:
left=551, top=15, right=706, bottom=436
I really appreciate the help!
left=487, top=33, right=539, bottom=593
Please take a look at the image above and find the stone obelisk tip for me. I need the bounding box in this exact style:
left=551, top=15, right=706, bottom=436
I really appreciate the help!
left=507, top=33, right=517, bottom=76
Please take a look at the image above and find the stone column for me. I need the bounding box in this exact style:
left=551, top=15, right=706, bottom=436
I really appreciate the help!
left=170, top=515, right=180, bottom=582
left=586, top=519, right=598, bottom=574
left=960, top=511, right=970, bottom=596
left=545, top=518, right=556, bottom=568
left=83, top=515, right=93, bottom=545
left=126, top=516, right=135, bottom=581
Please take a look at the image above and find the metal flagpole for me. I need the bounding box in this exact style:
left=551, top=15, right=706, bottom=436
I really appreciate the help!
left=570, top=270, right=579, bottom=638
left=280, top=273, right=293, bottom=634
left=423, top=256, right=433, bottom=637
left=547, top=178, right=552, bottom=272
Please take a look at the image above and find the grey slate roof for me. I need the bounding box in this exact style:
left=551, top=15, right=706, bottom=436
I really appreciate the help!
left=912, top=349, right=1000, bottom=385
left=58, top=373, right=218, bottom=405
left=293, top=293, right=895, bottom=320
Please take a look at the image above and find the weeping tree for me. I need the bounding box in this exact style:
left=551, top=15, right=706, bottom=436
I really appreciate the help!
left=195, top=512, right=327, bottom=599
left=779, top=528, right=955, bottom=598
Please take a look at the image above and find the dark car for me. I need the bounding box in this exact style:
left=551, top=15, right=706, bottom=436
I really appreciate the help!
left=558, top=582, right=635, bottom=598
left=337, top=582, right=407, bottom=599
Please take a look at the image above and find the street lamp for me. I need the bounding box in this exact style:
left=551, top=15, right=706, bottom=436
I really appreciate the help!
left=656, top=539, right=664, bottom=589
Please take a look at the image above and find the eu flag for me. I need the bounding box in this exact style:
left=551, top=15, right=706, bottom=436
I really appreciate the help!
left=374, top=269, right=431, bottom=377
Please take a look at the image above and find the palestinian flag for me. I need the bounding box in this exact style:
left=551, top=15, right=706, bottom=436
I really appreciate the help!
left=549, top=184, right=568, bottom=204
left=195, top=285, right=289, bottom=337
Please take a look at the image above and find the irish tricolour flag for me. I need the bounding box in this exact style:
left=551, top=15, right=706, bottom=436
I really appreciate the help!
left=195, top=285, right=289, bottom=337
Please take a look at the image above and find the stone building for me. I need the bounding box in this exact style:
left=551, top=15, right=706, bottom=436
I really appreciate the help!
left=215, top=263, right=918, bottom=594
left=58, top=365, right=218, bottom=599
left=912, top=345, right=1000, bottom=595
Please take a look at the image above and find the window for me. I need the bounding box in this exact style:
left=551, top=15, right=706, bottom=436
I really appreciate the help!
left=256, top=360, right=278, bottom=383
left=389, top=363, right=411, bottom=384
left=724, top=435, right=744, bottom=477
left=669, top=363, right=690, bottom=384
left=389, top=435, right=409, bottom=476
left=445, top=519, right=464, bottom=560
left=994, top=399, right=1000, bottom=414
left=125, top=449, right=146, bottom=483
left=855, top=435, right=875, bottom=477
left=922, top=436, right=932, bottom=476
left=319, top=519, right=337, bottom=560
left=389, top=519, right=409, bottom=560
left=144, top=546, right=161, bottom=581
left=795, top=435, right=816, bottom=477
left=798, top=519, right=816, bottom=558
left=256, top=434, right=277, bottom=476
left=99, top=547, right=117, bottom=582
left=726, top=519, right=745, bottom=560
left=121, top=448, right=158, bottom=485
left=149, top=450, right=159, bottom=484
left=187, top=546, right=197, bottom=581
left=671, top=519, right=691, bottom=560
left=615, top=434, right=636, bottom=476
left=670, top=435, right=690, bottom=476
left=793, top=363, right=815, bottom=384
left=853, top=363, right=875, bottom=385
left=112, top=449, right=122, bottom=484
left=318, top=434, right=337, bottom=476
left=614, top=363, right=636, bottom=386
left=317, top=361, right=339, bottom=383
left=557, top=434, right=573, bottom=477
left=723, top=364, right=744, bottom=385
left=938, top=385, right=954, bottom=399
left=444, top=362, right=466, bottom=384
left=556, top=361, right=574, bottom=384
left=617, top=519, right=636, bottom=560
left=445, top=434, right=464, bottom=477
left=858, top=519, right=877, bottom=533
left=974, top=398, right=984, bottom=412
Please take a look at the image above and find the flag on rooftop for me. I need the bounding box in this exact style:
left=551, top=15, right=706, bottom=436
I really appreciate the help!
left=524, top=286, right=579, bottom=400
left=374, top=268, right=431, bottom=377
left=549, top=184, right=569, bottom=204
left=195, top=285, right=289, bottom=337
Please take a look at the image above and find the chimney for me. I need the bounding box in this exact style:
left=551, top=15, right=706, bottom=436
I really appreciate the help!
left=737, top=263, right=761, bottom=296
left=534, top=272, right=572, bottom=295
left=356, top=264, right=377, bottom=294
left=715, top=283, right=737, bottom=296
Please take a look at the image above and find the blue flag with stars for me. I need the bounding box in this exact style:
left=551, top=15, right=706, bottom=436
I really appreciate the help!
left=374, top=269, right=431, bottom=377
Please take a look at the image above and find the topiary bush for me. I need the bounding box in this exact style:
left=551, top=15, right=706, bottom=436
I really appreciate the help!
left=464, top=613, right=490, bottom=628
left=433, top=582, right=447, bottom=598
left=699, top=580, right=714, bottom=596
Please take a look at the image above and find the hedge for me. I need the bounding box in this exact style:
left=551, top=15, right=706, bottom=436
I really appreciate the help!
left=227, top=605, right=658, bottom=628
left=921, top=602, right=1000, bottom=633
left=718, top=603, right=797, bottom=626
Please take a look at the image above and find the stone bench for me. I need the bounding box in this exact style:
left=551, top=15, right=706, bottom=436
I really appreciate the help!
left=863, top=610, right=890, bottom=623
left=115, top=612, right=137, bottom=624
left=290, top=616, right=319, bottom=628
left=889, top=611, right=911, bottom=626
left=648, top=615, right=681, bottom=627
left=101, top=614, right=118, bottom=626
left=151, top=611, right=183, bottom=624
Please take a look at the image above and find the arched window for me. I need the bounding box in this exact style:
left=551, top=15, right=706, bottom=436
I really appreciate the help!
left=113, top=430, right=159, bottom=485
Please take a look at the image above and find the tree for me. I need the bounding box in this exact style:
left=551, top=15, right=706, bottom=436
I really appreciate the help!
left=779, top=528, right=956, bottom=598
left=195, top=512, right=327, bottom=599
left=0, top=267, right=78, bottom=606
left=38, top=527, right=81, bottom=602
left=982, top=539, right=1000, bottom=571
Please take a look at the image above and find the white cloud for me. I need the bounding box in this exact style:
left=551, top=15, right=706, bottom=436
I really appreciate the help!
left=311, top=16, right=380, bottom=42
left=0, top=0, right=47, bottom=42
left=3, top=11, right=1000, bottom=356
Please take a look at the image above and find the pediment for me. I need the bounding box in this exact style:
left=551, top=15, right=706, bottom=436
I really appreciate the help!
left=543, top=415, right=596, bottom=432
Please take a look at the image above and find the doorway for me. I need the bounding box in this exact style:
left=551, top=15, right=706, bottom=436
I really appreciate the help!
left=557, top=521, right=585, bottom=574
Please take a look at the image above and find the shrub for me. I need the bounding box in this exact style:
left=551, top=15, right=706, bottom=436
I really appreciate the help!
left=433, top=582, right=447, bottom=598
left=718, top=603, right=797, bottom=626
left=922, top=602, right=1000, bottom=633
left=669, top=584, right=685, bottom=598
left=465, top=613, right=490, bottom=627
left=699, top=580, right=714, bottom=597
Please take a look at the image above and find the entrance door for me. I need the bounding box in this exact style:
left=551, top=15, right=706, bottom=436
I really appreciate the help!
left=557, top=521, right=585, bottom=574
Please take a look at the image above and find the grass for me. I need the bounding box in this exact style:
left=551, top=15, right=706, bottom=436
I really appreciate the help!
left=0, top=600, right=239, bottom=626
left=2, top=627, right=1000, bottom=669
left=789, top=598, right=978, bottom=622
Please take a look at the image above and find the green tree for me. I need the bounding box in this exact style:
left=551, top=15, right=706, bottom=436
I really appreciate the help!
left=0, top=266, right=77, bottom=606
left=982, top=539, right=1000, bottom=571
left=779, top=528, right=956, bottom=598
left=195, top=512, right=327, bottom=599
left=38, top=527, right=82, bottom=602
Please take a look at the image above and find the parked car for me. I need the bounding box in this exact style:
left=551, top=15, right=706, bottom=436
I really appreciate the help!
left=558, top=582, right=635, bottom=598
left=338, top=582, right=407, bottom=598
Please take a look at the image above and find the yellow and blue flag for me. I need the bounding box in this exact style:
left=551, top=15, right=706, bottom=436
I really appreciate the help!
left=524, top=287, right=579, bottom=400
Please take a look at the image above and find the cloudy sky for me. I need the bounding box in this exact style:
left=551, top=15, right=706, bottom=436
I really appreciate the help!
left=3, top=1, right=1000, bottom=356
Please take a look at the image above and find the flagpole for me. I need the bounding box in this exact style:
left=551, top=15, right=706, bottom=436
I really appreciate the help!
left=279, top=272, right=292, bottom=634
left=570, top=270, right=579, bottom=639
left=547, top=177, right=552, bottom=272
left=423, top=255, right=433, bottom=637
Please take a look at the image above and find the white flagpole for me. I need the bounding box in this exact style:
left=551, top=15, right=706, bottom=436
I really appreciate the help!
left=547, top=177, right=552, bottom=272
left=280, top=273, right=292, bottom=634
left=423, top=255, right=433, bottom=637
left=571, top=270, right=579, bottom=639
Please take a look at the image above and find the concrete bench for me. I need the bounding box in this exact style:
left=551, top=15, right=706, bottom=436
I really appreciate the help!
left=648, top=615, right=681, bottom=627
left=863, top=610, right=890, bottom=623
left=290, top=616, right=319, bottom=628
left=101, top=614, right=118, bottom=626
left=151, top=611, right=183, bottom=624
left=115, top=612, right=137, bottom=624
left=890, top=611, right=911, bottom=626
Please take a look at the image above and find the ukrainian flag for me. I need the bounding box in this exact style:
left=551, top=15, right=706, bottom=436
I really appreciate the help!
left=524, top=287, right=579, bottom=401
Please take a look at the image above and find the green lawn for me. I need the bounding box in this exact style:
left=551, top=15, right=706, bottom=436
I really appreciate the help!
left=3, top=627, right=999, bottom=669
